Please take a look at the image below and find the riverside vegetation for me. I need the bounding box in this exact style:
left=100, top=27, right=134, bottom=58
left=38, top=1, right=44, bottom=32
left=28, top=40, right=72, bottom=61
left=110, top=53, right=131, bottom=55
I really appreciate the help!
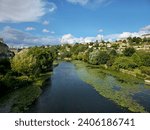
left=0, top=36, right=150, bottom=112
left=0, top=41, right=58, bottom=112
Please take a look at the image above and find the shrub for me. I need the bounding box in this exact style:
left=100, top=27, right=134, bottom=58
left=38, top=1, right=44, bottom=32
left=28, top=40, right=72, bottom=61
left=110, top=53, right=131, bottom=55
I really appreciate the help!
left=123, top=47, right=135, bottom=56
left=140, top=66, right=150, bottom=75
left=113, top=57, right=138, bottom=70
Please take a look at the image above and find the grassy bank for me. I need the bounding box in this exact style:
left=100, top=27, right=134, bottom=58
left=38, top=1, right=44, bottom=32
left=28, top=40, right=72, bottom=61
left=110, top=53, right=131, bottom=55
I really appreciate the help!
left=0, top=72, right=51, bottom=112
left=73, top=60, right=149, bottom=112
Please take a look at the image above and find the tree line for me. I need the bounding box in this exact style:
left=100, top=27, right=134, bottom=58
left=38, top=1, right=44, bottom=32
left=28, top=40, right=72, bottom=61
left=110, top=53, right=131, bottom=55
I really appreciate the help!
left=0, top=45, right=57, bottom=96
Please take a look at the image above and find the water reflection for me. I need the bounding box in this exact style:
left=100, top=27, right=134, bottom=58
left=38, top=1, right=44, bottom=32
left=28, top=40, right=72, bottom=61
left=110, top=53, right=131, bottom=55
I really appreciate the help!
left=28, top=62, right=129, bottom=113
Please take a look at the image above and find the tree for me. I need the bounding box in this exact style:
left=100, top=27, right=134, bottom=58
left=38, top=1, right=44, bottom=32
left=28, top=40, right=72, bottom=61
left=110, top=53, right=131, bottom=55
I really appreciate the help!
left=123, top=47, right=135, bottom=56
left=11, top=47, right=54, bottom=76
left=98, top=51, right=110, bottom=64
left=109, top=49, right=117, bottom=56
left=137, top=51, right=150, bottom=67
left=88, top=50, right=110, bottom=65
left=11, top=49, right=38, bottom=76
left=113, top=57, right=137, bottom=70
left=28, top=47, right=54, bottom=72
left=131, top=53, right=142, bottom=66
left=89, top=50, right=100, bottom=65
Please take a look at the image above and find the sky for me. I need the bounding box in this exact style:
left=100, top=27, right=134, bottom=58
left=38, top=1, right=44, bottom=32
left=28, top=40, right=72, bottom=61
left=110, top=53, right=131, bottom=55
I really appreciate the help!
left=0, top=0, right=150, bottom=47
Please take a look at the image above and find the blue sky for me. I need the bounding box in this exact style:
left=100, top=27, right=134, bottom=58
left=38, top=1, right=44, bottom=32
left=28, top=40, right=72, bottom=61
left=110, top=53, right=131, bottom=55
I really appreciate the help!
left=0, top=0, right=150, bottom=47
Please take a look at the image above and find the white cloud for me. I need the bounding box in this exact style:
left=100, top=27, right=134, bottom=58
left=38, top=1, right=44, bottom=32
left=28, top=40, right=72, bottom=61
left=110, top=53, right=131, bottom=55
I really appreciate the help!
left=104, top=31, right=147, bottom=41
left=66, top=0, right=111, bottom=7
left=43, top=20, right=49, bottom=25
left=60, top=25, right=150, bottom=44
left=25, top=27, right=36, bottom=31
left=98, top=29, right=103, bottom=33
left=0, top=27, right=59, bottom=47
left=42, top=29, right=50, bottom=33
left=47, top=2, right=57, bottom=12
left=140, top=25, right=150, bottom=32
left=60, top=34, right=103, bottom=44
left=0, top=0, right=57, bottom=23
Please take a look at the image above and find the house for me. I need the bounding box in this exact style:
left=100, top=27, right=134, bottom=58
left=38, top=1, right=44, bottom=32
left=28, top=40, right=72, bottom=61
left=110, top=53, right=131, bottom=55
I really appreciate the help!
left=141, top=34, right=150, bottom=38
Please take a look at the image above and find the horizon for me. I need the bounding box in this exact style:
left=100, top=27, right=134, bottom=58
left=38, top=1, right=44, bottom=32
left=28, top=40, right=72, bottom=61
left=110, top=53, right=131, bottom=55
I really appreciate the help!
left=0, top=0, right=150, bottom=47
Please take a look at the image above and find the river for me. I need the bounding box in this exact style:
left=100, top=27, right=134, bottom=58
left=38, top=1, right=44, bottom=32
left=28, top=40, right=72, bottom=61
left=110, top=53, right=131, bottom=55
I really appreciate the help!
left=28, top=62, right=130, bottom=113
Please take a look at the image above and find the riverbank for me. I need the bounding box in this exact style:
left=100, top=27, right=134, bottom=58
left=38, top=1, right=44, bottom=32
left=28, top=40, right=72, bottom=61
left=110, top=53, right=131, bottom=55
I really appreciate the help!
left=73, top=60, right=150, bottom=112
left=0, top=72, right=52, bottom=112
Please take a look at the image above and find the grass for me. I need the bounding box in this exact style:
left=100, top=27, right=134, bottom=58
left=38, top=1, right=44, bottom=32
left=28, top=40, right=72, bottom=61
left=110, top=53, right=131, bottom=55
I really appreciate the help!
left=73, top=60, right=149, bottom=113
left=0, top=72, right=52, bottom=112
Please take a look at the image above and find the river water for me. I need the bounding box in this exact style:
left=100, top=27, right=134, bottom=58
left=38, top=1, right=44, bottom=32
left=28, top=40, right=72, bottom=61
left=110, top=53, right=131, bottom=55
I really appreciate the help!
left=28, top=62, right=130, bottom=113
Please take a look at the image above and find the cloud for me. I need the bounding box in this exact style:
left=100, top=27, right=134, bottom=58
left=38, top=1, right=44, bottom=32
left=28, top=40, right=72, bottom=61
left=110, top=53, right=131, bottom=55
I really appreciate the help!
left=60, top=24, right=150, bottom=44
left=60, top=34, right=103, bottom=44
left=0, top=0, right=57, bottom=23
left=66, top=0, right=111, bottom=7
left=140, top=25, right=150, bottom=32
left=98, top=29, right=103, bottom=33
left=43, top=20, right=49, bottom=25
left=47, top=2, right=57, bottom=12
left=0, top=27, right=59, bottom=47
left=25, top=27, right=36, bottom=31
left=42, top=29, right=50, bottom=33
left=104, top=31, right=147, bottom=41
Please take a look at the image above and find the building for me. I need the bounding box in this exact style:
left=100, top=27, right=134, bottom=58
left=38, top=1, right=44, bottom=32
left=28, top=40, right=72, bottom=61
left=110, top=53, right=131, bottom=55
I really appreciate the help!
left=141, top=34, right=150, bottom=38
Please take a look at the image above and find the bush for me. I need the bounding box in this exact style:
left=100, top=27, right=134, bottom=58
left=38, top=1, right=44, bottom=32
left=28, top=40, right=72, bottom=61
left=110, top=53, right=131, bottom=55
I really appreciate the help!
left=89, top=50, right=110, bottom=65
left=113, top=57, right=138, bottom=70
left=98, top=51, right=110, bottom=64
left=140, top=66, right=150, bottom=75
left=131, top=53, right=142, bottom=66
left=123, top=47, right=135, bottom=56
left=2, top=74, right=32, bottom=90
left=11, top=49, right=38, bottom=76
left=137, top=51, right=150, bottom=67
left=106, top=58, right=115, bottom=67
left=11, top=47, right=54, bottom=76
left=109, top=49, right=117, bottom=56
left=89, top=50, right=100, bottom=65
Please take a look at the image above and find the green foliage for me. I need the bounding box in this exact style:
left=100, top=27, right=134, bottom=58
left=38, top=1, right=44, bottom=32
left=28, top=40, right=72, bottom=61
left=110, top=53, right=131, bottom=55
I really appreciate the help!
left=140, top=66, right=150, bottom=75
left=89, top=50, right=100, bottom=65
left=0, top=58, right=11, bottom=75
left=131, top=53, right=142, bottom=66
left=123, top=47, right=135, bottom=56
left=98, top=51, right=110, bottom=64
left=137, top=51, right=150, bottom=67
left=106, top=57, right=115, bottom=67
left=11, top=85, right=41, bottom=112
left=28, top=47, right=54, bottom=72
left=89, top=50, right=110, bottom=65
left=1, top=74, right=32, bottom=90
left=127, top=37, right=142, bottom=44
left=70, top=44, right=87, bottom=55
left=113, top=57, right=137, bottom=70
left=11, top=47, right=54, bottom=76
left=109, top=49, right=117, bottom=56
left=11, top=49, right=38, bottom=76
